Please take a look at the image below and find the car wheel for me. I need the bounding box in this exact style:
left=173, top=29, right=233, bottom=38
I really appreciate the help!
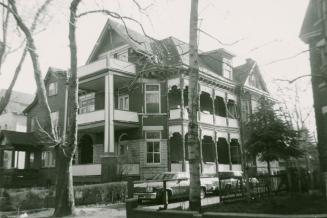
left=200, top=188, right=206, bottom=199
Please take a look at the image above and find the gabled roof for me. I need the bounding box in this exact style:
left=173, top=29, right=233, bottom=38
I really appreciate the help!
left=87, top=19, right=154, bottom=64
left=23, top=67, right=66, bottom=114
left=299, top=0, right=322, bottom=43
left=0, top=130, right=48, bottom=150
left=0, top=89, right=34, bottom=114
left=233, top=58, right=268, bottom=92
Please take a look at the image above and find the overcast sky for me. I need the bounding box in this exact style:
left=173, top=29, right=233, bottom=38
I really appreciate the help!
left=0, top=0, right=315, bottom=133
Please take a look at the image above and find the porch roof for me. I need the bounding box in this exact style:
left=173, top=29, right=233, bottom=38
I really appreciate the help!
left=0, top=130, right=47, bottom=151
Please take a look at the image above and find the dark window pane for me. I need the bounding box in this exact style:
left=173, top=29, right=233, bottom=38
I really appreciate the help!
left=147, top=142, right=153, bottom=152
left=147, top=153, right=153, bottom=163
left=146, top=132, right=160, bottom=139
left=217, top=137, right=229, bottom=164
left=154, top=142, right=160, bottom=152
left=154, top=154, right=160, bottom=163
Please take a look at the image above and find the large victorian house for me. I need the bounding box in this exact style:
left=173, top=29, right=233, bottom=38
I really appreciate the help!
left=0, top=19, right=274, bottom=186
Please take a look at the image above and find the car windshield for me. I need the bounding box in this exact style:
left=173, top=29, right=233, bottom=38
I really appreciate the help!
left=152, top=173, right=177, bottom=180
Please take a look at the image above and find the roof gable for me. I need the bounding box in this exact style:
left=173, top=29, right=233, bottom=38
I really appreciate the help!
left=87, top=19, right=154, bottom=64
left=23, top=67, right=66, bottom=114
left=233, top=59, right=268, bottom=92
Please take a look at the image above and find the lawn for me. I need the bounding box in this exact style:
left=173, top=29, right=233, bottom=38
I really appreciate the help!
left=203, top=194, right=327, bottom=215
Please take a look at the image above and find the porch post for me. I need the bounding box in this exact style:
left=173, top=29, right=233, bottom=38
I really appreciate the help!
left=180, top=74, right=186, bottom=171
left=227, top=133, right=232, bottom=171
left=104, top=72, right=115, bottom=153
left=102, top=72, right=118, bottom=182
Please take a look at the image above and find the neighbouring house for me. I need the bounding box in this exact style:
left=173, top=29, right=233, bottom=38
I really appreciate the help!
left=300, top=0, right=327, bottom=183
left=1, top=19, right=275, bottom=187
left=0, top=89, right=35, bottom=187
left=0, top=89, right=34, bottom=132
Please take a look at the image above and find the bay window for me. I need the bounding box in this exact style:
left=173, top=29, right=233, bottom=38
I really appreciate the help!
left=146, top=131, right=161, bottom=164
left=145, top=84, right=160, bottom=113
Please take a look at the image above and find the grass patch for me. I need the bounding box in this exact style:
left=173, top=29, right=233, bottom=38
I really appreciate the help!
left=204, top=194, right=327, bottom=215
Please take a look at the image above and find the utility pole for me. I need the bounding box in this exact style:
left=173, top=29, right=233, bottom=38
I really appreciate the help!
left=237, top=85, right=251, bottom=201
left=188, top=0, right=201, bottom=212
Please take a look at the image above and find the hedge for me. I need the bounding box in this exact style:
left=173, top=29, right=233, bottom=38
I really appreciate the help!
left=0, top=181, right=127, bottom=211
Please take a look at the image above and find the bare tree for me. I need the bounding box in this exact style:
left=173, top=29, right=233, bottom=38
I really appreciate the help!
left=0, top=0, right=53, bottom=115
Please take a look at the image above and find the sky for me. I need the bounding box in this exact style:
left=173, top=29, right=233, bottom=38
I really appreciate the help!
left=0, top=0, right=315, bottom=134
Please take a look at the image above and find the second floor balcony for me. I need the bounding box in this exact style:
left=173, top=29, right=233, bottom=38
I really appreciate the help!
left=78, top=57, right=136, bottom=78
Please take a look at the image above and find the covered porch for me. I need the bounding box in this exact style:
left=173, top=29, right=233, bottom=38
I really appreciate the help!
left=0, top=130, right=49, bottom=187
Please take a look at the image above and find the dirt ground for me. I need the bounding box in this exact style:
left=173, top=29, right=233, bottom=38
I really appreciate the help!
left=1, top=203, right=126, bottom=218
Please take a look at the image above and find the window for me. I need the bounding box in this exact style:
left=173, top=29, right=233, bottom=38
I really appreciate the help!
left=79, top=93, right=95, bottom=114
left=30, top=117, right=36, bottom=131
left=230, top=139, right=241, bottom=164
left=217, top=137, right=229, bottom=164
left=214, top=96, right=227, bottom=117
left=222, top=58, right=232, bottom=79
left=200, top=91, right=213, bottom=114
left=29, top=152, right=35, bottom=167
left=42, top=151, right=55, bottom=167
left=14, top=151, right=26, bottom=169
left=227, top=99, right=237, bottom=118
left=118, top=95, right=129, bottom=110
left=3, top=150, right=13, bottom=169
left=48, top=82, right=58, bottom=96
left=145, top=131, right=161, bottom=164
left=145, top=84, right=160, bottom=113
left=51, top=111, right=59, bottom=129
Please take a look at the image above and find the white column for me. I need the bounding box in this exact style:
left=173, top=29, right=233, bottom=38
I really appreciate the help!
left=104, top=73, right=115, bottom=153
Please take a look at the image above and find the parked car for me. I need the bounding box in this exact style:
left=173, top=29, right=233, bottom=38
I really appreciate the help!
left=133, top=172, right=219, bottom=203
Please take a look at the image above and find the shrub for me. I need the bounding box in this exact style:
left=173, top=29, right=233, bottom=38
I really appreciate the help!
left=0, top=181, right=127, bottom=211
left=74, top=181, right=127, bottom=206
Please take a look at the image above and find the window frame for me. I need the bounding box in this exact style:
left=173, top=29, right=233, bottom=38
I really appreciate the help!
left=222, top=58, right=233, bottom=79
left=118, top=95, right=129, bottom=111
left=144, top=83, right=161, bottom=114
left=79, top=92, right=95, bottom=114
left=42, top=151, right=56, bottom=168
left=48, top=82, right=58, bottom=96
left=145, top=131, right=161, bottom=164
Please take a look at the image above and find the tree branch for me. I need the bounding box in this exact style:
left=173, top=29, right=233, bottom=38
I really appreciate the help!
left=0, top=0, right=55, bottom=115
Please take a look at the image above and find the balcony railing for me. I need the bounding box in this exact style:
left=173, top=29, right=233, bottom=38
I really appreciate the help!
left=215, top=116, right=227, bottom=126
left=78, top=57, right=135, bottom=78
left=169, top=108, right=188, bottom=120
left=77, top=109, right=139, bottom=125
left=77, top=109, right=105, bottom=125
left=114, top=110, right=139, bottom=123
left=228, top=118, right=239, bottom=128
left=199, top=111, right=214, bottom=125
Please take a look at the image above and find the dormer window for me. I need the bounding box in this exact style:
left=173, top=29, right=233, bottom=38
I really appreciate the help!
left=222, top=58, right=232, bottom=79
left=48, top=82, right=58, bottom=96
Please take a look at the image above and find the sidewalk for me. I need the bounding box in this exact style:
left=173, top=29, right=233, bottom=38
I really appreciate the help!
left=1, top=203, right=126, bottom=218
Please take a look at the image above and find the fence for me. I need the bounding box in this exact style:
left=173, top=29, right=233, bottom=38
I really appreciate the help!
left=218, top=174, right=288, bottom=202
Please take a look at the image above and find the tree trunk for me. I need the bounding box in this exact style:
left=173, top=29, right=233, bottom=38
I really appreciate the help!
left=267, top=161, right=271, bottom=193
left=53, top=0, right=81, bottom=216
left=188, top=0, right=201, bottom=212
left=53, top=149, right=75, bottom=217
